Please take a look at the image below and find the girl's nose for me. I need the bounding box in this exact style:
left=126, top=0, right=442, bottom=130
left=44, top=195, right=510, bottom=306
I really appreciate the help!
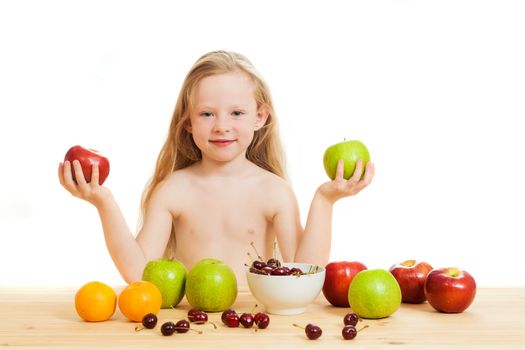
left=212, top=114, right=231, bottom=133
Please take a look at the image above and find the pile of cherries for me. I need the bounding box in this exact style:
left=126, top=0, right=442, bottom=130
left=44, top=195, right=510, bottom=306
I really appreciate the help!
left=248, top=257, right=305, bottom=276
left=221, top=308, right=270, bottom=329
left=294, top=312, right=368, bottom=340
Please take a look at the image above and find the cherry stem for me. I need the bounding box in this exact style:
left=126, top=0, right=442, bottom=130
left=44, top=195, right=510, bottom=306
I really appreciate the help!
left=292, top=323, right=305, bottom=330
left=249, top=304, right=259, bottom=314
left=181, top=327, right=203, bottom=334
left=357, top=324, right=369, bottom=332
left=247, top=252, right=255, bottom=263
left=273, top=241, right=277, bottom=260
left=134, top=325, right=145, bottom=332
left=250, top=241, right=263, bottom=260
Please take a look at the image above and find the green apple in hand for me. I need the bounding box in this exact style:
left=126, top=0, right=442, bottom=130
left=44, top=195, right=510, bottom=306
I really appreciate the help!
left=185, top=258, right=237, bottom=312
left=348, top=269, right=401, bottom=319
left=323, top=140, right=370, bottom=180
left=142, top=258, right=187, bottom=308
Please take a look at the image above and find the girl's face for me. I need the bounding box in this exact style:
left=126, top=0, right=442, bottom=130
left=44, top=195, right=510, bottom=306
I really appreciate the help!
left=187, top=71, right=267, bottom=164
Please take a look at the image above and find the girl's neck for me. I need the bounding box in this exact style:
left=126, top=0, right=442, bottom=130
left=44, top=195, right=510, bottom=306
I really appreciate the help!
left=197, top=153, right=254, bottom=178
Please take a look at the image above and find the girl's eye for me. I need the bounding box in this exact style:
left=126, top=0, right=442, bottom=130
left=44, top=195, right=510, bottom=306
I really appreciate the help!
left=200, top=112, right=213, bottom=117
left=232, top=110, right=244, bottom=117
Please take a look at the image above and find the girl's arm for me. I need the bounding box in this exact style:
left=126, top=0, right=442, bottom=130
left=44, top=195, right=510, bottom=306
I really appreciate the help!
left=59, top=160, right=173, bottom=283
left=295, top=159, right=375, bottom=266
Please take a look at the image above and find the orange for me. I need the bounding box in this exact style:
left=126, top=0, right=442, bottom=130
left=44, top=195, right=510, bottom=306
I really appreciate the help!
left=75, top=281, right=117, bottom=322
left=118, top=281, right=162, bottom=322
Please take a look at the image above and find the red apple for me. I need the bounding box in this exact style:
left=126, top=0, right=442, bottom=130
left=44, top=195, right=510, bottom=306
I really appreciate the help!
left=322, top=261, right=367, bottom=307
left=389, top=260, right=433, bottom=303
left=424, top=267, right=476, bottom=313
left=64, top=145, right=110, bottom=185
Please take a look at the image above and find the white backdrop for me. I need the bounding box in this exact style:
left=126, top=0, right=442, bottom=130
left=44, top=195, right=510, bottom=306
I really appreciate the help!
left=1, top=0, right=524, bottom=287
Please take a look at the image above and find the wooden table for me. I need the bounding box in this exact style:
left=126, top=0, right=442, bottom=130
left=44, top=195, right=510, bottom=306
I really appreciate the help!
left=1, top=287, right=524, bottom=349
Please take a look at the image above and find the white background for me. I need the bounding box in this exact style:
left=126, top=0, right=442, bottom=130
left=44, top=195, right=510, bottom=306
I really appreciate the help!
left=1, top=1, right=524, bottom=287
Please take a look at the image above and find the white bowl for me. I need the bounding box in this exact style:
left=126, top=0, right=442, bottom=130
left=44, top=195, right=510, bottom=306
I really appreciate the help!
left=246, top=262, right=325, bottom=315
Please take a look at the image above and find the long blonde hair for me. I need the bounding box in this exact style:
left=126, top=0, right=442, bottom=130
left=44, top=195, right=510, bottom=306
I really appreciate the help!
left=140, top=50, right=286, bottom=257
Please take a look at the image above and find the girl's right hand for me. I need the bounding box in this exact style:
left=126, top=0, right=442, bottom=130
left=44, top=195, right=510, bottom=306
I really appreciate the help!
left=58, top=160, right=112, bottom=207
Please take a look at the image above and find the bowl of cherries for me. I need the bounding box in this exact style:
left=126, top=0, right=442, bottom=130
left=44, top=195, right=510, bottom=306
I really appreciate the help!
left=246, top=247, right=325, bottom=315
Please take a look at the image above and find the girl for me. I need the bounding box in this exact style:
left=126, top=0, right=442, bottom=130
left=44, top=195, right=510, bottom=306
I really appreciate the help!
left=58, top=51, right=375, bottom=284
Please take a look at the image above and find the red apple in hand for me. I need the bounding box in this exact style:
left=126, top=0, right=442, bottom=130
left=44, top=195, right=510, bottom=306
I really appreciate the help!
left=322, top=261, right=367, bottom=307
left=389, top=260, right=433, bottom=303
left=424, top=267, right=476, bottom=313
left=64, top=145, right=110, bottom=185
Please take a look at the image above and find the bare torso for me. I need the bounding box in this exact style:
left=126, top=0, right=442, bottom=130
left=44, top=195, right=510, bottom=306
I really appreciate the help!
left=162, top=162, right=290, bottom=286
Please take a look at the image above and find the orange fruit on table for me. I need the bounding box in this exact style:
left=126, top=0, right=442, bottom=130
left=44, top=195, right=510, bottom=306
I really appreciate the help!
left=118, top=281, right=162, bottom=322
left=75, top=281, right=117, bottom=322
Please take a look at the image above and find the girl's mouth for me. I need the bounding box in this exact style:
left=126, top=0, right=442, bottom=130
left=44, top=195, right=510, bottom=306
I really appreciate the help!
left=209, top=139, right=236, bottom=147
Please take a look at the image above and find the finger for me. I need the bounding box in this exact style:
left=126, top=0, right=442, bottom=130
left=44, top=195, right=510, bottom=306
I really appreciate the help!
left=91, top=163, right=100, bottom=186
left=58, top=162, right=65, bottom=186
left=349, top=159, right=364, bottom=183
left=362, top=162, right=375, bottom=186
left=61, top=161, right=80, bottom=195
left=72, top=160, right=88, bottom=187
left=335, top=159, right=345, bottom=180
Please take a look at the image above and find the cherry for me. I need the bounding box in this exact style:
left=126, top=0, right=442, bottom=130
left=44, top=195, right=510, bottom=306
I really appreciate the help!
left=223, top=313, right=240, bottom=328
left=192, top=311, right=208, bottom=324
left=221, top=309, right=237, bottom=323
left=134, top=313, right=158, bottom=331
left=239, top=313, right=254, bottom=328
left=161, top=321, right=176, bottom=336
left=261, top=266, right=274, bottom=275
left=290, top=267, right=303, bottom=275
left=175, top=319, right=190, bottom=333
left=293, top=323, right=322, bottom=340
left=343, top=312, right=360, bottom=326
left=252, top=260, right=266, bottom=270
left=187, top=309, right=199, bottom=322
left=271, top=267, right=289, bottom=276
left=342, top=324, right=369, bottom=340
left=254, top=312, right=270, bottom=329
left=266, top=258, right=281, bottom=268
left=342, top=325, right=356, bottom=340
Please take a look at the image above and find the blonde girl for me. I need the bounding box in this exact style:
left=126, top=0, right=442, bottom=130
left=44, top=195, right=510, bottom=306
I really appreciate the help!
left=58, top=51, right=374, bottom=284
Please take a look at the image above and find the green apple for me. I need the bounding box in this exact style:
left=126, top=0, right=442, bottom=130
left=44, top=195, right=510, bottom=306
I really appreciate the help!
left=142, top=258, right=187, bottom=309
left=348, top=269, right=401, bottom=319
left=185, top=258, right=237, bottom=312
left=323, top=140, right=370, bottom=180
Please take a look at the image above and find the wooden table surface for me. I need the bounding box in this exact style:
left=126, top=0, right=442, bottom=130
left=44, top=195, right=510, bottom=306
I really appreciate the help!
left=1, top=286, right=524, bottom=349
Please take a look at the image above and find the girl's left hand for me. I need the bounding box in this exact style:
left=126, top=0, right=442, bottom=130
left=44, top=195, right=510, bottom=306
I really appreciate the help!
left=317, top=159, right=375, bottom=204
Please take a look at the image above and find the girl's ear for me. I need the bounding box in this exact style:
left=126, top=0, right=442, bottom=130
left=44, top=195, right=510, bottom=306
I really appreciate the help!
left=255, top=106, right=269, bottom=131
left=184, top=119, right=192, bottom=133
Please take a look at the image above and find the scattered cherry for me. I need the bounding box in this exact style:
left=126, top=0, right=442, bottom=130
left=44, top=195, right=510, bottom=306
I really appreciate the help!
left=342, top=324, right=369, bottom=340
left=293, top=323, right=322, bottom=340
left=187, top=309, right=199, bottom=322
left=343, top=312, right=360, bottom=327
left=161, top=321, right=176, bottom=336
left=223, top=313, right=240, bottom=328
left=221, top=309, right=237, bottom=323
left=239, top=313, right=254, bottom=328
left=175, top=319, right=190, bottom=333
left=254, top=312, right=270, bottom=329
left=192, top=311, right=208, bottom=324
left=134, top=313, right=158, bottom=331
